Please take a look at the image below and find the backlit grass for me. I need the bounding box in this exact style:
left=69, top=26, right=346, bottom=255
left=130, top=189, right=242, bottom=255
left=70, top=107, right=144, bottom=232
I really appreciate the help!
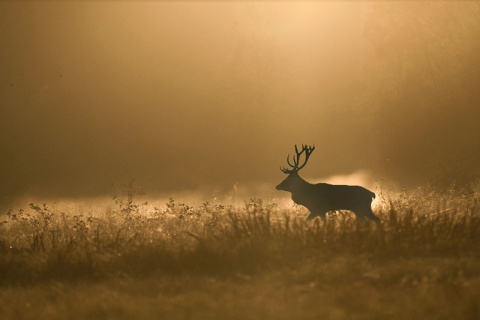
left=0, top=186, right=479, bottom=319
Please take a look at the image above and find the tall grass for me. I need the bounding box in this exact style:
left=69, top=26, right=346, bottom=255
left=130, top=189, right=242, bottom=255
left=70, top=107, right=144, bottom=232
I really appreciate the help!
left=1, top=186, right=479, bottom=287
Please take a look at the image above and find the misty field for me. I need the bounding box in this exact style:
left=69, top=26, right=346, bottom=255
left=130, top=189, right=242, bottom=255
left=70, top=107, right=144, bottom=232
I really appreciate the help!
left=1, top=186, right=479, bottom=320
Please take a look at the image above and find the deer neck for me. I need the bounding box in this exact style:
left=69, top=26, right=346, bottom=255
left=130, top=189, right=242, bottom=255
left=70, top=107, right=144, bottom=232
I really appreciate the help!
left=293, top=173, right=311, bottom=190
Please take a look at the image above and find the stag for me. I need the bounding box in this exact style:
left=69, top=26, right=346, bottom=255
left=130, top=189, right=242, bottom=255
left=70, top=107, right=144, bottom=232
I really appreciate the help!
left=276, top=144, right=379, bottom=222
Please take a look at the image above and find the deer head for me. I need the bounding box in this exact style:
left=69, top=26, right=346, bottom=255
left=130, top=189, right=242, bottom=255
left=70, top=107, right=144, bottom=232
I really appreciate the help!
left=276, top=144, right=315, bottom=191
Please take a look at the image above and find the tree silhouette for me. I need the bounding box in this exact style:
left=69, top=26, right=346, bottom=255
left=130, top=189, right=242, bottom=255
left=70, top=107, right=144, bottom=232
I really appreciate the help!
left=360, top=2, right=480, bottom=188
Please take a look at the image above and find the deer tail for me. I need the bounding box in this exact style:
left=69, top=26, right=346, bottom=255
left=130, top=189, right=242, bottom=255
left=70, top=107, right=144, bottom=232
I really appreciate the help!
left=371, top=191, right=376, bottom=200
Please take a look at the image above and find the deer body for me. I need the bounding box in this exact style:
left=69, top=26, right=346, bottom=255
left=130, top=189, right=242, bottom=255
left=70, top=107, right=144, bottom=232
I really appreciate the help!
left=276, top=145, right=379, bottom=222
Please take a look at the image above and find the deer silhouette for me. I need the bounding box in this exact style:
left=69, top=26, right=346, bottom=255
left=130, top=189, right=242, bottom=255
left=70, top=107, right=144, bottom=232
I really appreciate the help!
left=276, top=144, right=379, bottom=222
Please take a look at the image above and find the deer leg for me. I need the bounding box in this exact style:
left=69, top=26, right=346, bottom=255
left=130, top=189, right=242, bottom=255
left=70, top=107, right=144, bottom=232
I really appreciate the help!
left=306, top=211, right=326, bottom=221
left=355, top=207, right=380, bottom=222
left=364, top=207, right=380, bottom=222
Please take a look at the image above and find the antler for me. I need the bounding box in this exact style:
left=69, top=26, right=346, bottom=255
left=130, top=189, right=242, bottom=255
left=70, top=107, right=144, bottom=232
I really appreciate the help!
left=280, top=144, right=315, bottom=174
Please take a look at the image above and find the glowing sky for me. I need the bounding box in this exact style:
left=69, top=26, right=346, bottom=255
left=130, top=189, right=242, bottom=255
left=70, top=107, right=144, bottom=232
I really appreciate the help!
left=1, top=2, right=479, bottom=203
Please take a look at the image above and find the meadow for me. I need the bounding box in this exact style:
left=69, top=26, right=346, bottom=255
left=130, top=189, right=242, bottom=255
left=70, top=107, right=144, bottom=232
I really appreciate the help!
left=0, top=185, right=479, bottom=320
